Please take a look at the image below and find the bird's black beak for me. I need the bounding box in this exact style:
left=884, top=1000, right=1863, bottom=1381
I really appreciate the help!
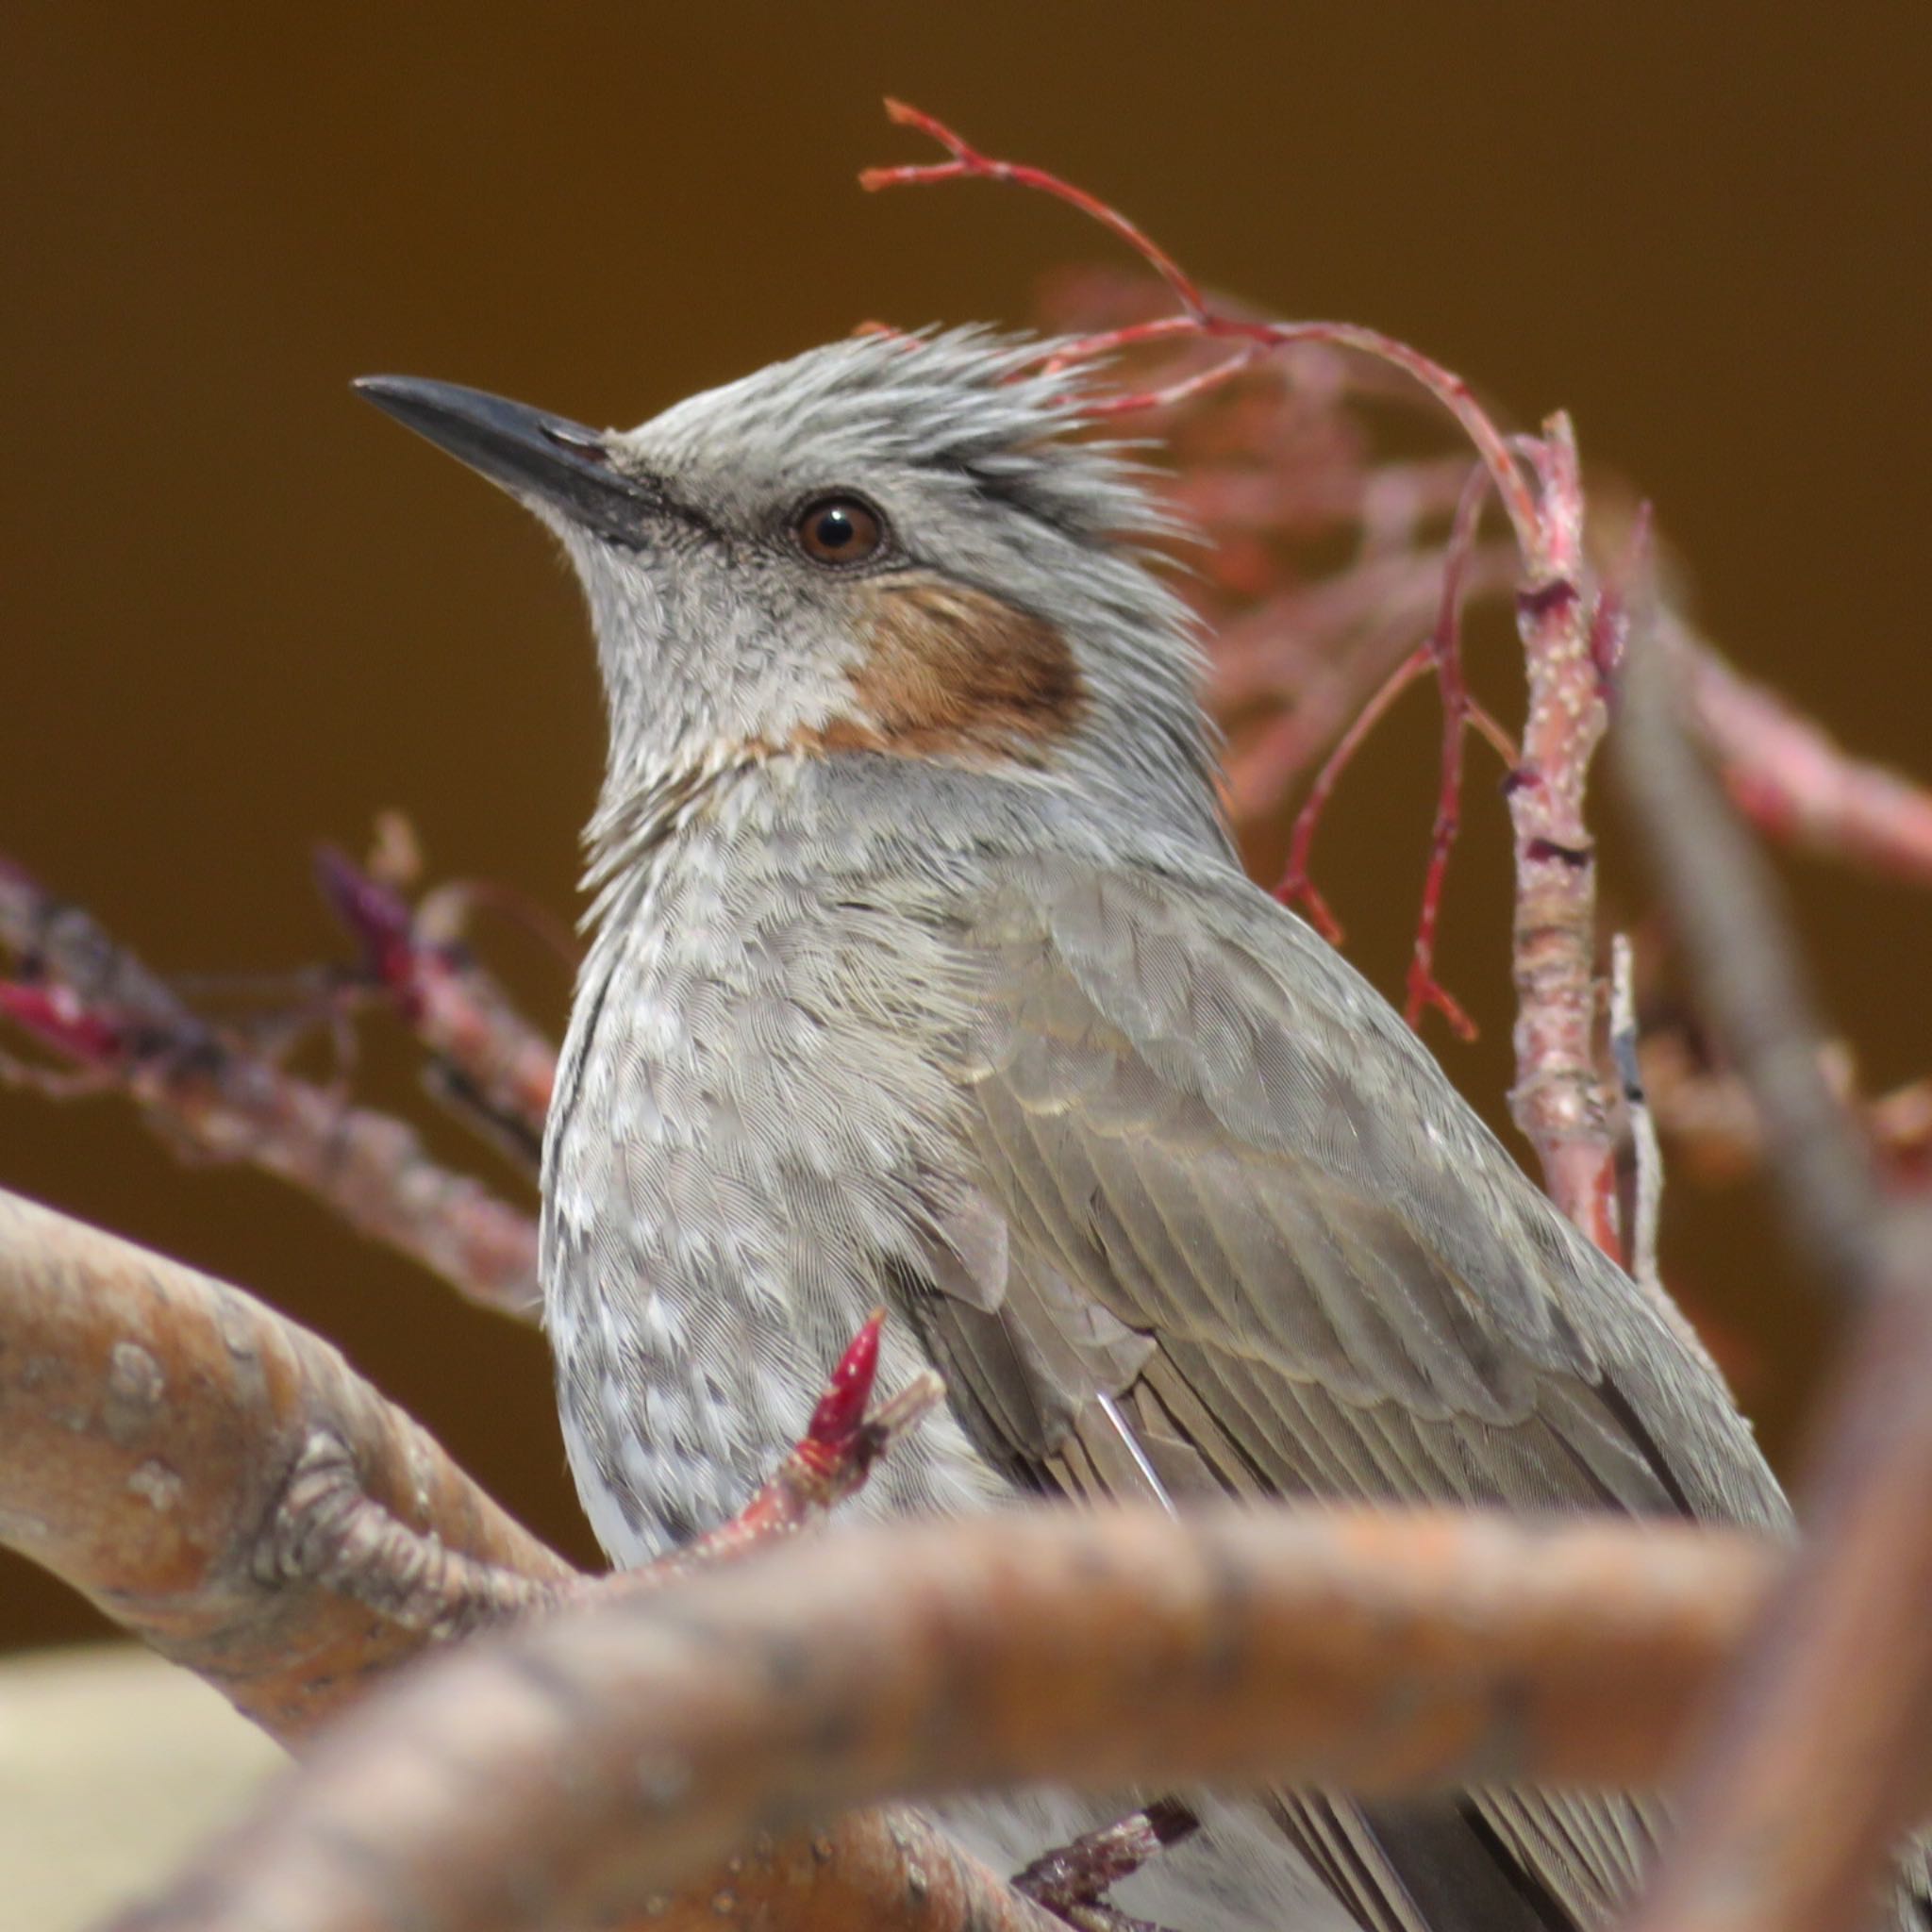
left=353, top=375, right=656, bottom=544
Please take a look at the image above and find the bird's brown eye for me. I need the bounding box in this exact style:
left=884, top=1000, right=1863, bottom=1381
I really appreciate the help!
left=794, top=494, right=885, bottom=568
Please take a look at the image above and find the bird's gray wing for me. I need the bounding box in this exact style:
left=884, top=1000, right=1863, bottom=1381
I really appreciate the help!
left=912, top=851, right=1805, bottom=1932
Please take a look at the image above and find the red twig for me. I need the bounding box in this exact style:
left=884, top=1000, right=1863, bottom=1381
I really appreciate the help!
left=1270, top=467, right=1513, bottom=1041
left=314, top=845, right=558, bottom=1169
left=864, top=102, right=1207, bottom=320
left=0, top=861, right=540, bottom=1315
left=672, top=1310, right=945, bottom=1570
left=1269, top=479, right=1514, bottom=1041
left=1275, top=644, right=1434, bottom=943
left=0, top=977, right=128, bottom=1066
left=275, top=1307, right=944, bottom=1642
left=863, top=102, right=1541, bottom=555
left=1403, top=465, right=1494, bottom=1041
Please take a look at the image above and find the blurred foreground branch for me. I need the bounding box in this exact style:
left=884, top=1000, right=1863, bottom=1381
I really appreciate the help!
left=117, top=1501, right=1782, bottom=1932
left=1615, top=633, right=1932, bottom=1932
left=7, top=1178, right=1823, bottom=1932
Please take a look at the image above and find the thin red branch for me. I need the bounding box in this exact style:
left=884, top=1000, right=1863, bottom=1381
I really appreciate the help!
left=863, top=101, right=1207, bottom=319
left=1403, top=464, right=1492, bottom=1041
left=661, top=1312, right=945, bottom=1574
left=0, top=975, right=128, bottom=1063
left=0, top=861, right=540, bottom=1315
left=862, top=102, right=1541, bottom=555
left=868, top=104, right=1623, bottom=1248
left=1270, top=469, right=1510, bottom=1042
left=1274, top=642, right=1434, bottom=942
left=314, top=844, right=558, bottom=1169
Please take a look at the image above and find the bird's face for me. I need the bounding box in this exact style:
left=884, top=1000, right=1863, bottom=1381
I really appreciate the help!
left=358, top=330, right=1220, bottom=846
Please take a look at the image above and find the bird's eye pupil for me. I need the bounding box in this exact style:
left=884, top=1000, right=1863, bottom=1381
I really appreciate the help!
left=795, top=494, right=885, bottom=567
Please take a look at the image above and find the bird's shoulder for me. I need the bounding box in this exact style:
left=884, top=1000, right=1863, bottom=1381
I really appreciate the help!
left=924, top=842, right=1784, bottom=1529
left=946, top=846, right=1603, bottom=1390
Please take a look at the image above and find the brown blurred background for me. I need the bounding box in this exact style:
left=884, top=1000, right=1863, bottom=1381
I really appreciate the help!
left=3, top=8, right=1927, bottom=1653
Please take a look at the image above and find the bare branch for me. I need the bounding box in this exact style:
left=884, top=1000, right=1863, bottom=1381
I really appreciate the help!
left=1274, top=641, right=1436, bottom=943
left=1402, top=461, right=1494, bottom=1040
left=0, top=1186, right=570, bottom=1740
left=0, top=1189, right=1054, bottom=1932
left=0, top=862, right=541, bottom=1316
left=1614, top=627, right=1881, bottom=1297
left=110, top=1504, right=1778, bottom=1932
left=866, top=106, right=1624, bottom=1248
left=313, top=844, right=558, bottom=1171
left=1672, top=624, right=1932, bottom=889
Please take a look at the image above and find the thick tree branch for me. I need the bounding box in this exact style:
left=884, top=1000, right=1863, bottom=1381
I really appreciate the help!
left=0, top=1187, right=1050, bottom=1932
left=110, top=1504, right=1779, bottom=1932
left=0, top=1180, right=1843, bottom=1932
left=0, top=1186, right=570, bottom=1739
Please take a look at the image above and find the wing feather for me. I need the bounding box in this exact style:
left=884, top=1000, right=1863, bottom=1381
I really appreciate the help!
left=920, top=854, right=1812, bottom=1932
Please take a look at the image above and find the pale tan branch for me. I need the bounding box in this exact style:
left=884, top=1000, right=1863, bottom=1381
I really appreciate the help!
left=0, top=1189, right=1048, bottom=1932
left=112, top=1504, right=1778, bottom=1932
left=0, top=1186, right=571, bottom=1740
left=1503, top=415, right=1622, bottom=1257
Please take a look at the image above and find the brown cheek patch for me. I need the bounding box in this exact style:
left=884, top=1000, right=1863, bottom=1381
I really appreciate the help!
left=798, top=579, right=1086, bottom=763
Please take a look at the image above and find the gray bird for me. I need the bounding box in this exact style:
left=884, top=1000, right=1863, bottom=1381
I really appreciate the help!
left=357, top=335, right=1924, bottom=1932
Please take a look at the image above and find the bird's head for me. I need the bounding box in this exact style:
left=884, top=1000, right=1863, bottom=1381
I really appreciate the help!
left=357, top=329, right=1222, bottom=856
